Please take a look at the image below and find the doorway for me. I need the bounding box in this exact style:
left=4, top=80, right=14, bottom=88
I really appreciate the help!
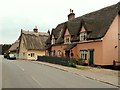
left=88, top=49, right=94, bottom=66
left=65, top=51, right=70, bottom=57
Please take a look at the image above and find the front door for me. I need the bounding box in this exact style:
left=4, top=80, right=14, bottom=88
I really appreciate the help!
left=65, top=51, right=70, bottom=57
left=88, top=49, right=94, bottom=66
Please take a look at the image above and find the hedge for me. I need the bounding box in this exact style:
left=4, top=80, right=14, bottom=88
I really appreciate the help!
left=37, top=56, right=76, bottom=68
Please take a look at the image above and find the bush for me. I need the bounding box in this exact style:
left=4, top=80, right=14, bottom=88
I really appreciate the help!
left=68, top=59, right=76, bottom=68
left=37, top=56, right=76, bottom=68
left=77, top=59, right=87, bottom=66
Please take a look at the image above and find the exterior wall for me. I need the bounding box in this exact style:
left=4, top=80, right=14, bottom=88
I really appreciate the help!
left=102, top=15, right=119, bottom=65
left=51, top=44, right=66, bottom=57
left=73, top=41, right=102, bottom=65
left=118, top=15, right=120, bottom=61
left=27, top=50, right=45, bottom=60
left=64, top=28, right=70, bottom=36
left=118, top=40, right=120, bottom=61
left=19, top=34, right=46, bottom=60
left=80, top=26, right=86, bottom=32
left=18, top=35, right=28, bottom=59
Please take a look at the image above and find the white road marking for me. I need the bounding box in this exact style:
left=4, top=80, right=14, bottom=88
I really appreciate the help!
left=31, top=76, right=42, bottom=87
left=17, top=65, right=25, bottom=71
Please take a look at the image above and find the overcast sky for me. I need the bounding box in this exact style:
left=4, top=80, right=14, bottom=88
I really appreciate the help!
left=0, top=0, right=119, bottom=44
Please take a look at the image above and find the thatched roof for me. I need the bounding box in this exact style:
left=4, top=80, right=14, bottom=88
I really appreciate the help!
left=64, top=43, right=77, bottom=51
left=21, top=30, right=49, bottom=50
left=46, top=23, right=66, bottom=44
left=46, top=2, right=120, bottom=45
left=9, top=40, right=19, bottom=52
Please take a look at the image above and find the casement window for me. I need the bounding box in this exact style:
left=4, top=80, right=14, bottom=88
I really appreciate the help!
left=57, top=50, right=61, bottom=56
left=51, top=38, right=55, bottom=45
left=51, top=35, right=55, bottom=45
left=65, top=36, right=71, bottom=44
left=51, top=50, right=55, bottom=56
left=80, top=50, right=87, bottom=60
left=80, top=32, right=87, bottom=41
left=31, top=53, right=35, bottom=57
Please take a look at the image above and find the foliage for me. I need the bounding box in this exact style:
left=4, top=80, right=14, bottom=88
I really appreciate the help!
left=76, top=59, right=88, bottom=66
left=37, top=56, right=76, bottom=68
left=2, top=44, right=11, bottom=55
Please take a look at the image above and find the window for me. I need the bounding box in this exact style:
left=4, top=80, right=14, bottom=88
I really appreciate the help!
left=66, top=38, right=70, bottom=43
left=57, top=50, right=61, bottom=56
left=51, top=35, right=55, bottom=45
left=80, top=32, right=87, bottom=41
left=51, top=38, right=55, bottom=45
left=65, top=36, right=71, bottom=44
left=31, top=53, right=35, bottom=57
left=80, top=50, right=87, bottom=60
left=51, top=50, right=55, bottom=56
left=47, top=51, right=50, bottom=56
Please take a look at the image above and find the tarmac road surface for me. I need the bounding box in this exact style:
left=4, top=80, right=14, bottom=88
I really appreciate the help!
left=2, top=57, right=117, bottom=88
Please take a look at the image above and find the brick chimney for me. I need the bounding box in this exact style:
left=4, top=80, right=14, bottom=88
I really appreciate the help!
left=68, top=9, right=75, bottom=21
left=33, top=26, right=38, bottom=33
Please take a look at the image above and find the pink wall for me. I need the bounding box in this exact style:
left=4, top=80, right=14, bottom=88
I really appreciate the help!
left=51, top=44, right=66, bottom=57
left=64, top=29, right=70, bottom=36
left=102, top=15, right=119, bottom=65
left=72, top=41, right=103, bottom=65
left=118, top=15, right=120, bottom=61
left=118, top=40, right=120, bottom=61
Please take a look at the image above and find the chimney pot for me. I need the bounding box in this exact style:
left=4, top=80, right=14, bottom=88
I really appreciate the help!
left=68, top=9, right=75, bottom=21
left=33, top=26, right=38, bottom=33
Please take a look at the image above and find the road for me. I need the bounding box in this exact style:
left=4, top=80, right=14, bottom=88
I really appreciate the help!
left=1, top=56, right=117, bottom=88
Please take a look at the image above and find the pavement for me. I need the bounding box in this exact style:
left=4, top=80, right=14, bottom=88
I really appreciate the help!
left=31, top=60, right=120, bottom=88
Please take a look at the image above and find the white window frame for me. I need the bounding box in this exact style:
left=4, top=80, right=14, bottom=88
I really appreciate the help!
left=31, top=53, right=35, bottom=57
left=51, top=50, right=55, bottom=56
left=80, top=32, right=87, bottom=41
left=64, top=36, right=71, bottom=44
left=57, top=50, right=61, bottom=56
left=80, top=50, right=87, bottom=60
left=51, top=38, right=55, bottom=45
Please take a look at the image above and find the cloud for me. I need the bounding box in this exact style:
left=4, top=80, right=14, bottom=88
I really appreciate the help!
left=0, top=0, right=119, bottom=44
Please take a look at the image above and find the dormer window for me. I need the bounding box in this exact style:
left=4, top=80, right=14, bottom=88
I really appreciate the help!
left=64, top=36, right=71, bottom=44
left=80, top=32, right=87, bottom=41
left=51, top=35, right=55, bottom=45
left=51, top=38, right=55, bottom=45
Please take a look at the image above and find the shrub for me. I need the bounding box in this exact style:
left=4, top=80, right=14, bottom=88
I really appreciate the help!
left=37, top=56, right=76, bottom=68
left=77, top=59, right=87, bottom=66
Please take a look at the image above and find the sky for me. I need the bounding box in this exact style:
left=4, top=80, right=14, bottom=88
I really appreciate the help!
left=0, top=0, right=119, bottom=44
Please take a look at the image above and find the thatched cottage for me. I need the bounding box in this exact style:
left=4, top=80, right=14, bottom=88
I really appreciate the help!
left=45, top=2, right=120, bottom=66
left=9, top=27, right=49, bottom=60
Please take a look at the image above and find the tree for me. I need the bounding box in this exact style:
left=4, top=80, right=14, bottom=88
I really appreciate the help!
left=2, top=44, right=11, bottom=55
